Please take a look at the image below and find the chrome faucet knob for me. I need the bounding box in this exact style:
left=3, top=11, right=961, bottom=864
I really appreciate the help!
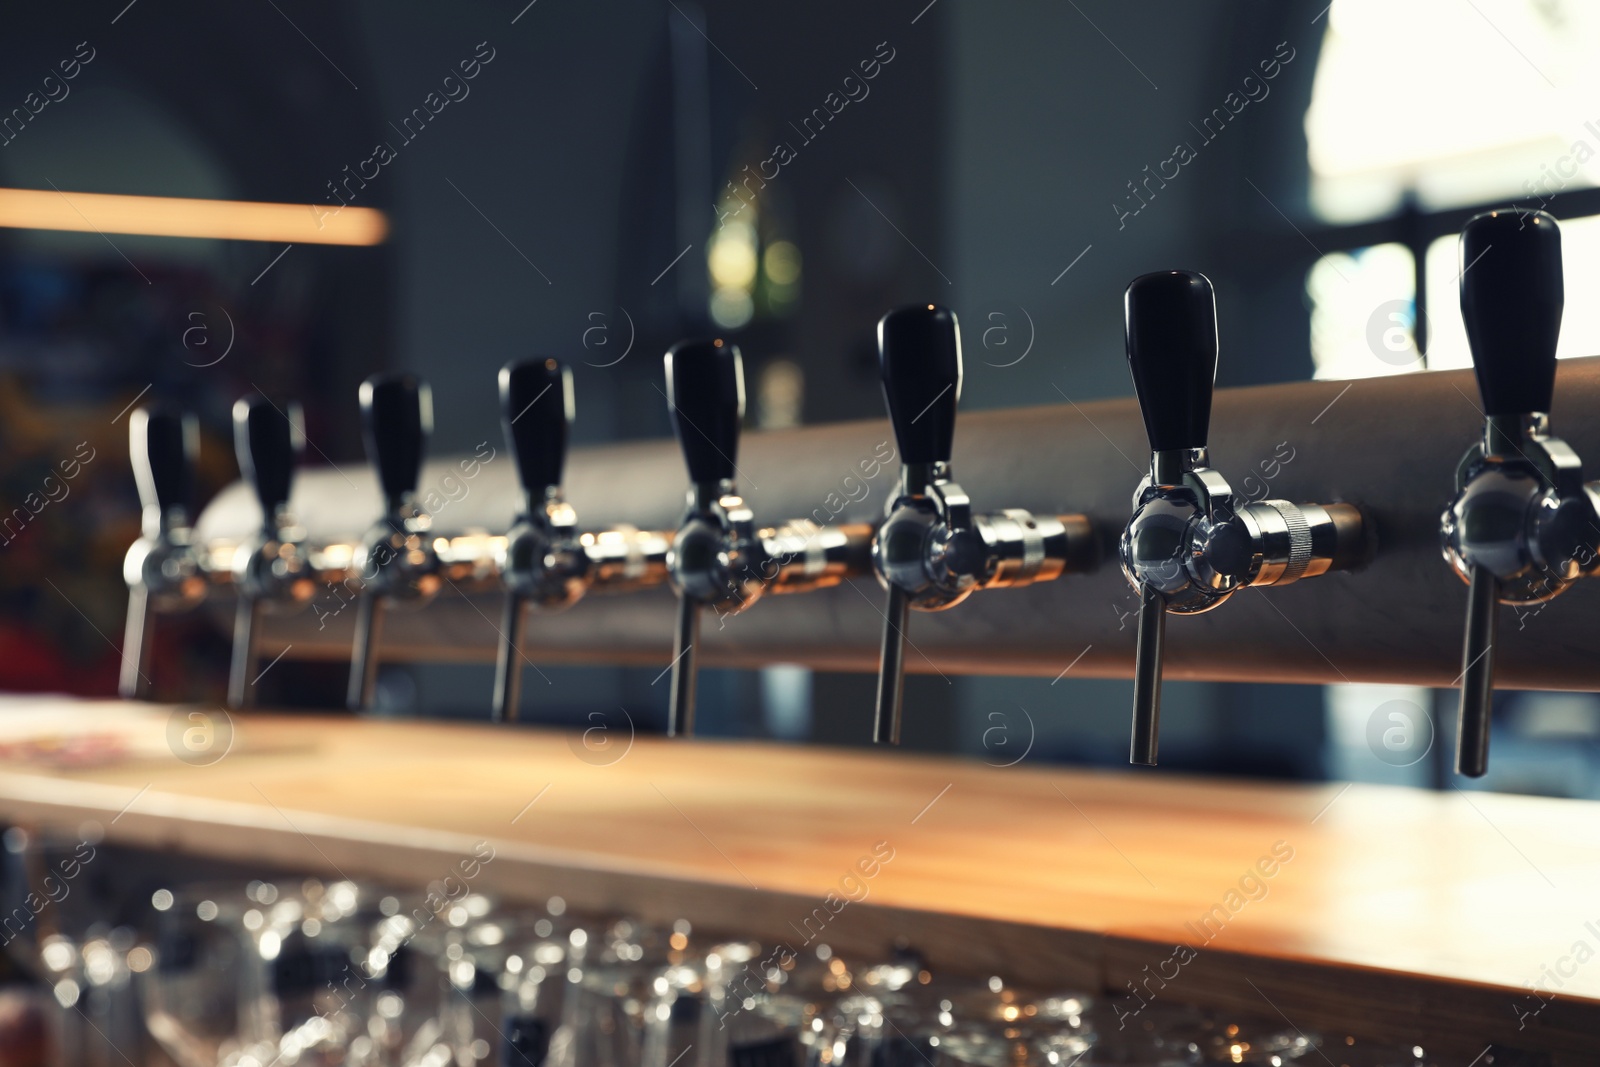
left=347, top=373, right=440, bottom=711
left=228, top=396, right=311, bottom=708
left=120, top=407, right=205, bottom=699
left=492, top=357, right=588, bottom=722
left=1445, top=209, right=1593, bottom=777
left=662, top=337, right=755, bottom=737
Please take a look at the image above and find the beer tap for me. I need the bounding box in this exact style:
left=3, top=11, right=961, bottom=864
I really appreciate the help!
left=1120, top=271, right=1367, bottom=766
left=346, top=374, right=442, bottom=711
left=1442, top=209, right=1600, bottom=777
left=120, top=408, right=206, bottom=699
left=662, top=338, right=759, bottom=737
left=659, top=339, right=875, bottom=736
left=492, top=357, right=588, bottom=722
left=227, top=395, right=314, bottom=708
left=871, top=304, right=1094, bottom=745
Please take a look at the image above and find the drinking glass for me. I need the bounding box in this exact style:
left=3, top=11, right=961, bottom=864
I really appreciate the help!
left=812, top=962, right=1096, bottom=1067
left=1088, top=999, right=1319, bottom=1065
left=419, top=894, right=572, bottom=1067
left=143, top=877, right=392, bottom=1067
left=558, top=918, right=764, bottom=1067
left=702, top=943, right=851, bottom=1067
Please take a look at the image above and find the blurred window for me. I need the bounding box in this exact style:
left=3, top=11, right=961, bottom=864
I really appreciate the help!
left=1304, top=0, right=1600, bottom=379
left=1307, top=0, right=1600, bottom=222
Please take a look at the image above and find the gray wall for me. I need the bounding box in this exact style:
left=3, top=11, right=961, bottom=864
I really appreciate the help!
left=945, top=3, right=1326, bottom=772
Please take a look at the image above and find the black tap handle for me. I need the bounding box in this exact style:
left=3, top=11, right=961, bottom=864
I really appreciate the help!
left=1460, top=209, right=1563, bottom=417
left=233, top=396, right=303, bottom=525
left=360, top=374, right=433, bottom=512
left=500, top=358, right=573, bottom=512
left=878, top=305, right=962, bottom=466
left=1124, top=271, right=1218, bottom=454
left=131, top=407, right=198, bottom=528
left=665, top=338, right=744, bottom=486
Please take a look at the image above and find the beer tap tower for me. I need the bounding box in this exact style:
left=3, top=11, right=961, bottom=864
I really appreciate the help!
left=1119, top=272, right=1367, bottom=766
left=870, top=304, right=1095, bottom=745
left=661, top=338, right=763, bottom=737
left=120, top=408, right=206, bottom=700
left=346, top=374, right=442, bottom=711
left=227, top=396, right=314, bottom=708
left=1443, top=209, right=1600, bottom=776
left=660, top=337, right=876, bottom=737
left=491, top=358, right=589, bottom=721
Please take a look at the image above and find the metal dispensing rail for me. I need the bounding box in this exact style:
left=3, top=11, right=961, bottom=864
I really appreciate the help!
left=192, top=356, right=1600, bottom=692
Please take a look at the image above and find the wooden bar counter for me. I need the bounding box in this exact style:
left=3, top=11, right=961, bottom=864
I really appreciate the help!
left=0, top=701, right=1595, bottom=1058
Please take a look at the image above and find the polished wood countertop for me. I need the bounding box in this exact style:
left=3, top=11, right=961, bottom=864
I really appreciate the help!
left=0, top=702, right=1594, bottom=1057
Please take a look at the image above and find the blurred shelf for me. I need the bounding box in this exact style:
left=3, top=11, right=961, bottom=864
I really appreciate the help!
left=0, top=700, right=1594, bottom=1057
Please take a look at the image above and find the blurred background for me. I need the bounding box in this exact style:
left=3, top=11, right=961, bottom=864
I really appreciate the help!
left=1, top=0, right=1598, bottom=796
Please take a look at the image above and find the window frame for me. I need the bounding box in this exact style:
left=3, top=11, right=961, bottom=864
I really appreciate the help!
left=1305, top=186, right=1600, bottom=365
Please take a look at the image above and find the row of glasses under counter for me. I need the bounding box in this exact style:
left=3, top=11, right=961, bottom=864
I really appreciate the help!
left=0, top=835, right=1444, bottom=1067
